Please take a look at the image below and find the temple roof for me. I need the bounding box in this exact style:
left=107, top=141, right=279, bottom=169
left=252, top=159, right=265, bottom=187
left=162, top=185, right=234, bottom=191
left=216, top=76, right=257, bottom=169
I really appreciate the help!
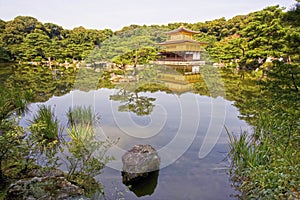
left=164, top=26, right=200, bottom=35
left=159, top=40, right=208, bottom=45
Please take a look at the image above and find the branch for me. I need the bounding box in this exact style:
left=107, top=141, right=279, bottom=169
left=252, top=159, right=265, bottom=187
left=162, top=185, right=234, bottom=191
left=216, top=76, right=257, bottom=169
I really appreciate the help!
left=291, top=73, right=299, bottom=92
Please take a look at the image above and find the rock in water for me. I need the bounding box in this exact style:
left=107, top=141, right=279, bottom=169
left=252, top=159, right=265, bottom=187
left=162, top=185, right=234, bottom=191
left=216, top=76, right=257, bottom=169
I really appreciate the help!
left=122, top=144, right=160, bottom=184
left=5, top=175, right=84, bottom=200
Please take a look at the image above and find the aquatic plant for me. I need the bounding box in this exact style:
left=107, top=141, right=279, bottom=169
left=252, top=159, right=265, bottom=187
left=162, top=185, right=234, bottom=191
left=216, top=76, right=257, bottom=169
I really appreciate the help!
left=64, top=106, right=117, bottom=196
left=29, top=105, right=62, bottom=155
left=67, top=105, right=100, bottom=127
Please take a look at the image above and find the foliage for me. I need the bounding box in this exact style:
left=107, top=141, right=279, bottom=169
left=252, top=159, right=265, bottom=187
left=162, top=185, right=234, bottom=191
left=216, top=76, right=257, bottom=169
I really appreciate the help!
left=0, top=4, right=298, bottom=68
left=0, top=89, right=116, bottom=197
left=64, top=106, right=116, bottom=196
left=224, top=6, right=300, bottom=194
left=0, top=2, right=299, bottom=199
left=3, top=65, right=78, bottom=102
left=227, top=63, right=300, bottom=198
left=0, top=87, right=32, bottom=120
left=65, top=125, right=111, bottom=177
left=97, top=70, right=115, bottom=89
left=118, top=92, right=156, bottom=116
left=205, top=4, right=299, bottom=70
left=192, top=65, right=226, bottom=98
left=18, top=32, right=51, bottom=62
left=110, top=88, right=156, bottom=116
left=86, top=25, right=167, bottom=65
left=218, top=68, right=262, bottom=124
left=0, top=16, right=113, bottom=62
left=67, top=106, right=99, bottom=127
left=263, top=61, right=300, bottom=93
left=0, top=119, right=25, bottom=176
left=242, top=6, right=286, bottom=59
left=227, top=113, right=299, bottom=199
left=109, top=65, right=175, bottom=116
left=68, top=172, right=104, bottom=197
left=209, top=34, right=247, bottom=64
left=0, top=87, right=31, bottom=189
left=28, top=105, right=62, bottom=157
left=0, top=46, right=10, bottom=62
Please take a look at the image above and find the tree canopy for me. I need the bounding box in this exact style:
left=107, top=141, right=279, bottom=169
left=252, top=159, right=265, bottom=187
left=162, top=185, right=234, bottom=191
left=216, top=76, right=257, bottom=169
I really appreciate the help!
left=0, top=16, right=113, bottom=63
left=0, top=2, right=299, bottom=69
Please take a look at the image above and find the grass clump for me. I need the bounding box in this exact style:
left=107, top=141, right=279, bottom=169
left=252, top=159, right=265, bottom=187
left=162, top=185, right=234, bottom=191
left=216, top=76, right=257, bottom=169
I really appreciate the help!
left=227, top=114, right=299, bottom=199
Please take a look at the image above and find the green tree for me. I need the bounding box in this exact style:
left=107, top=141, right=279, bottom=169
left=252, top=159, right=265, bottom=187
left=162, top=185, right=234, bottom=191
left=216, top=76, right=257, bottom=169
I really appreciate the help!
left=87, top=26, right=166, bottom=63
left=2, top=16, right=39, bottom=59
left=2, top=16, right=38, bottom=45
left=43, top=23, right=63, bottom=39
left=209, top=34, right=247, bottom=64
left=282, top=2, right=300, bottom=63
left=227, top=4, right=300, bottom=198
left=0, top=46, right=11, bottom=62
left=242, top=6, right=286, bottom=60
left=0, top=19, right=6, bottom=34
left=18, top=32, right=51, bottom=61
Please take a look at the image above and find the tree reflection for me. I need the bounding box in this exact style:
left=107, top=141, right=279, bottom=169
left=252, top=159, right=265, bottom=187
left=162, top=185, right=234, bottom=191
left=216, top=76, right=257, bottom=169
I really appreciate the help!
left=3, top=64, right=78, bottom=102
left=110, top=88, right=155, bottom=116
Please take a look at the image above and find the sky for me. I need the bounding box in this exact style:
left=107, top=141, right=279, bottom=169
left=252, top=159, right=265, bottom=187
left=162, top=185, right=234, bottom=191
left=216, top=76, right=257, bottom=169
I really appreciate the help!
left=0, top=0, right=297, bottom=30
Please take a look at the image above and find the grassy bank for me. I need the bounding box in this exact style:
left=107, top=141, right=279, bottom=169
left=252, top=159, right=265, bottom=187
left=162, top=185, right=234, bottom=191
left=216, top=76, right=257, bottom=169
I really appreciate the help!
left=227, top=62, right=300, bottom=199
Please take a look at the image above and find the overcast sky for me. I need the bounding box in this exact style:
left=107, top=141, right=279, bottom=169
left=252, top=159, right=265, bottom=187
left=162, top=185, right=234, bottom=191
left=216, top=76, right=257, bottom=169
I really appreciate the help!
left=0, top=0, right=296, bottom=30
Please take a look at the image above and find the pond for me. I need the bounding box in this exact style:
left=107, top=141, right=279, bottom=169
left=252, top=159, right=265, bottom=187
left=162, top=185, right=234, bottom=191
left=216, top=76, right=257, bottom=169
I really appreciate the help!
left=1, top=64, right=254, bottom=199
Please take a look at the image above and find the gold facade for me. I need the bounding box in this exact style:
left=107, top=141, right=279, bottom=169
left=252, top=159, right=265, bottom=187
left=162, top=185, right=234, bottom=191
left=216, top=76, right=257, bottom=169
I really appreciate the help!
left=164, top=43, right=203, bottom=52
left=168, top=34, right=193, bottom=41
left=155, top=26, right=208, bottom=68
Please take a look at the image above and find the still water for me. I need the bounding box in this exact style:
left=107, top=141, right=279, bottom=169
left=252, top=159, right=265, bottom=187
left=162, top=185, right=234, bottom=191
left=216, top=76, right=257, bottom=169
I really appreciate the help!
left=4, top=64, right=252, bottom=199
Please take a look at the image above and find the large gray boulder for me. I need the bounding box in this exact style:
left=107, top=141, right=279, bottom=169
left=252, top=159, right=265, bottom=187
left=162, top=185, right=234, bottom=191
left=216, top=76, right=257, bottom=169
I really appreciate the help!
left=122, top=144, right=160, bottom=184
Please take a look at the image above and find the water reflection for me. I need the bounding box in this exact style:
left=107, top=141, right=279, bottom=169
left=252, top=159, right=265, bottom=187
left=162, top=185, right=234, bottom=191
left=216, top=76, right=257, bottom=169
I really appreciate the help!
left=1, top=64, right=78, bottom=102
left=158, top=67, right=203, bottom=94
left=110, top=88, right=156, bottom=116
left=1, top=64, right=254, bottom=199
left=123, top=170, right=159, bottom=197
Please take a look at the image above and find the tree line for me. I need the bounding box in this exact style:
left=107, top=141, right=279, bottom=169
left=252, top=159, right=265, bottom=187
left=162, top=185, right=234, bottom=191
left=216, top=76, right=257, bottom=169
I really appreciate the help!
left=0, top=16, right=113, bottom=63
left=0, top=3, right=299, bottom=69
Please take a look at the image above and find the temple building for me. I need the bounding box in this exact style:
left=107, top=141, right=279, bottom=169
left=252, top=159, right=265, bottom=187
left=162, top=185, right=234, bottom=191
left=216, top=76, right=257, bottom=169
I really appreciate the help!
left=154, top=26, right=208, bottom=73
left=151, top=26, right=208, bottom=94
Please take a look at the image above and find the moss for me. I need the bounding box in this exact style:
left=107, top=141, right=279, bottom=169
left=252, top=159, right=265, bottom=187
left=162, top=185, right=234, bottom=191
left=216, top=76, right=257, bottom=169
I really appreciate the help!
left=68, top=173, right=104, bottom=197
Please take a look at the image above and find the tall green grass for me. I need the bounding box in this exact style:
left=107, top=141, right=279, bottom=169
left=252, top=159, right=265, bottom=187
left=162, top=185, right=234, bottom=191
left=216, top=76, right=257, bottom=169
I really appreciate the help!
left=66, top=106, right=99, bottom=128
left=64, top=106, right=116, bottom=196
left=29, top=105, right=62, bottom=153
left=27, top=105, right=62, bottom=172
left=226, top=114, right=299, bottom=199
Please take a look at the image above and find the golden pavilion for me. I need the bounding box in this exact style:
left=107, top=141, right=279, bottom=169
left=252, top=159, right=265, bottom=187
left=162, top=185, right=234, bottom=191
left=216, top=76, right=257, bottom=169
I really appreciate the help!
left=155, top=26, right=208, bottom=72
